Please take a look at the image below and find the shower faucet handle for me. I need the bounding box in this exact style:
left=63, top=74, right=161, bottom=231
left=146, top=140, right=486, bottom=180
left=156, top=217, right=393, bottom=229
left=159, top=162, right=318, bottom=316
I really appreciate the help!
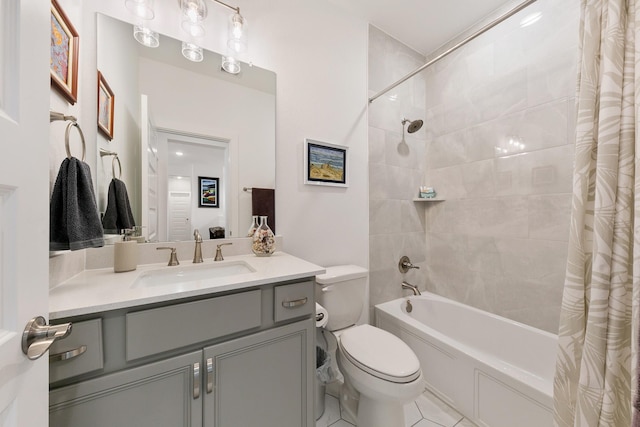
left=398, top=256, right=419, bottom=273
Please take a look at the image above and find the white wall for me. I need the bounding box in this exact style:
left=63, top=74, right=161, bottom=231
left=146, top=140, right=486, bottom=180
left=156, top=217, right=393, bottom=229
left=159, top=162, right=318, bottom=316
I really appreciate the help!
left=50, top=1, right=370, bottom=286
left=238, top=0, right=370, bottom=270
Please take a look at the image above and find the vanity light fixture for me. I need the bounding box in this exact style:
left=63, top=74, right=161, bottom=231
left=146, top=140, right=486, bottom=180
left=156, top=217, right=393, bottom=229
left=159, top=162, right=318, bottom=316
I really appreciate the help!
left=133, top=25, right=160, bottom=48
left=182, top=42, right=204, bottom=62
left=180, top=0, right=207, bottom=37
left=227, top=10, right=247, bottom=54
left=125, top=0, right=248, bottom=71
left=221, top=54, right=241, bottom=74
left=125, top=0, right=155, bottom=20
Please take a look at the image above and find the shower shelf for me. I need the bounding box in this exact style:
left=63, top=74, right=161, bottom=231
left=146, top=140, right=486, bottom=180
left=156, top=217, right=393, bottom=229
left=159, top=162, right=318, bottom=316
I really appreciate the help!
left=412, top=198, right=444, bottom=203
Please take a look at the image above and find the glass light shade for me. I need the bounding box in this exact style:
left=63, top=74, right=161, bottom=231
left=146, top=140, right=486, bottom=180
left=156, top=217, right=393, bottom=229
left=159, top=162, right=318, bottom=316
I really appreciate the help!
left=181, top=0, right=207, bottom=23
left=181, top=20, right=205, bottom=37
left=125, top=0, right=155, bottom=20
left=182, top=42, right=204, bottom=62
left=133, top=25, right=159, bottom=48
left=227, top=12, right=247, bottom=54
left=221, top=55, right=241, bottom=74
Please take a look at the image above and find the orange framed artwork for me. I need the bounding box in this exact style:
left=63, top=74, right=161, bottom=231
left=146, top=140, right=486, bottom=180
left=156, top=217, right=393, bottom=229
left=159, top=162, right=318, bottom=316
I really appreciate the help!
left=50, top=0, right=79, bottom=104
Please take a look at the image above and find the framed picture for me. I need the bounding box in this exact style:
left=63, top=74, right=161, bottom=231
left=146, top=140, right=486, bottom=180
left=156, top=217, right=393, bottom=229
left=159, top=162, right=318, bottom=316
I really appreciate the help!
left=199, top=177, right=220, bottom=208
left=50, top=0, right=79, bottom=104
left=304, top=139, right=348, bottom=187
left=97, top=71, right=115, bottom=140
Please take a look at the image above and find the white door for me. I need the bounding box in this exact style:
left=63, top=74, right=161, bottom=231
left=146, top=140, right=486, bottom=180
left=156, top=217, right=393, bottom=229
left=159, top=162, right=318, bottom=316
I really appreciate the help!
left=0, top=0, right=51, bottom=425
left=167, top=177, right=192, bottom=241
left=140, top=95, right=159, bottom=242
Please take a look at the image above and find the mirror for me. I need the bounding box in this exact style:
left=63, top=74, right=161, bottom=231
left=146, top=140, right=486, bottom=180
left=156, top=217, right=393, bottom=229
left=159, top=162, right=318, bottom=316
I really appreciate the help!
left=95, top=13, right=276, bottom=242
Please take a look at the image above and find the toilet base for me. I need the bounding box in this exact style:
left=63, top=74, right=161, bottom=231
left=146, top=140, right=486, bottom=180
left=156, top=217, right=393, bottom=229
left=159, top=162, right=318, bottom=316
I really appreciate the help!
left=357, top=395, right=405, bottom=427
left=340, top=378, right=413, bottom=427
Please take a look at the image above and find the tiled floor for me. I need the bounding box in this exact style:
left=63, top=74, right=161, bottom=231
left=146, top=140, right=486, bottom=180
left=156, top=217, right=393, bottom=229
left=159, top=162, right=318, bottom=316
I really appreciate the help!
left=316, top=387, right=477, bottom=427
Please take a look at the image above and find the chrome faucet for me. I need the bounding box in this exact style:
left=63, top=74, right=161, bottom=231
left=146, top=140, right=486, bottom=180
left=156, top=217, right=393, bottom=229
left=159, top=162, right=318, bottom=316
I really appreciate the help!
left=214, top=243, right=232, bottom=261
left=193, top=229, right=203, bottom=263
left=401, top=281, right=421, bottom=296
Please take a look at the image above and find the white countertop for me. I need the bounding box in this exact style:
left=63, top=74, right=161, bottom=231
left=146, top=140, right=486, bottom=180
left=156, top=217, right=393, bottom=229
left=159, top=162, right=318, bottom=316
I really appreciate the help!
left=49, top=252, right=325, bottom=320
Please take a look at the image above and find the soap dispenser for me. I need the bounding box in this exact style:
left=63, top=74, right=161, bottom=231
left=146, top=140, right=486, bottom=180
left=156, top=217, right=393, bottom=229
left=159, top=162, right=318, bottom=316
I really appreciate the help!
left=114, top=229, right=138, bottom=273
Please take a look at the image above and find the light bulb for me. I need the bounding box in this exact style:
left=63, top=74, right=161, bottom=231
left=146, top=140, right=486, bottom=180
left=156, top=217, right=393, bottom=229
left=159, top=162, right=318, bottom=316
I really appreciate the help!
left=125, top=0, right=155, bottom=20
left=227, top=12, right=247, bottom=54
left=181, top=0, right=207, bottom=22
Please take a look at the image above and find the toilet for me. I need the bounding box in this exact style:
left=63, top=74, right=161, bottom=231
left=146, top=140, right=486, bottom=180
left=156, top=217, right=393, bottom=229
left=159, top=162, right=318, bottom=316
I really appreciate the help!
left=316, top=265, right=424, bottom=427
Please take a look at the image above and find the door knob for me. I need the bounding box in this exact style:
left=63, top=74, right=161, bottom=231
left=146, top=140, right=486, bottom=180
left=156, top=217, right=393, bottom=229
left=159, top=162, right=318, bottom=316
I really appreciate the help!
left=21, top=316, right=72, bottom=360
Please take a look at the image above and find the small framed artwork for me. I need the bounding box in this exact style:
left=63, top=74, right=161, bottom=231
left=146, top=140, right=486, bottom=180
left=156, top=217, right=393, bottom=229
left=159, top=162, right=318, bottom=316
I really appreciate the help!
left=50, top=0, right=79, bottom=104
left=97, top=71, right=115, bottom=140
left=199, top=177, right=220, bottom=208
left=304, top=139, right=348, bottom=187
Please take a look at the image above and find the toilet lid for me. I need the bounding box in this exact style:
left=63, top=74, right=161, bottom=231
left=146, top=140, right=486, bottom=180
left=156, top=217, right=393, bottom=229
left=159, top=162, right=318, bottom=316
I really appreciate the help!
left=339, top=324, right=421, bottom=383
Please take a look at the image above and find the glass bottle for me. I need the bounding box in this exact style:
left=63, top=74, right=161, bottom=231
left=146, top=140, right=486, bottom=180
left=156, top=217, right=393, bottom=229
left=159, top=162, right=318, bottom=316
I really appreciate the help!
left=252, top=216, right=275, bottom=256
left=246, top=215, right=259, bottom=237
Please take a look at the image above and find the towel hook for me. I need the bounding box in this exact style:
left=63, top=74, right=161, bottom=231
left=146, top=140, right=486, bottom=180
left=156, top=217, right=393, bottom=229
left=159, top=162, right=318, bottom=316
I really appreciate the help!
left=64, top=122, right=86, bottom=161
left=112, top=156, right=122, bottom=179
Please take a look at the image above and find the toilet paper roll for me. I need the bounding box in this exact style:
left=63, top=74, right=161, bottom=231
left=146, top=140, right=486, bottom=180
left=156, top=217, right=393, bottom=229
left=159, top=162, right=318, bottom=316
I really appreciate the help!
left=315, top=303, right=329, bottom=328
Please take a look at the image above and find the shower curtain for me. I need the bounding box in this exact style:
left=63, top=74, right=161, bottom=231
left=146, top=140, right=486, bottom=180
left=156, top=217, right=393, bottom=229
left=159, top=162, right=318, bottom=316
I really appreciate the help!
left=553, top=0, right=640, bottom=426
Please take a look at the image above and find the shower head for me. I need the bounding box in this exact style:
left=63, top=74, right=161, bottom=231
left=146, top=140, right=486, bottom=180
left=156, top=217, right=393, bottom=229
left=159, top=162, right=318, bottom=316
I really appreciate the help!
left=402, top=118, right=424, bottom=134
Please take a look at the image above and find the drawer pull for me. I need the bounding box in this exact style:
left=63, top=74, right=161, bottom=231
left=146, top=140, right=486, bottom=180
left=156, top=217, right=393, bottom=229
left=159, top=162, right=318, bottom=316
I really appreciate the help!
left=206, top=358, right=214, bottom=394
left=282, top=297, right=308, bottom=309
left=49, top=345, right=87, bottom=362
left=193, top=362, right=201, bottom=399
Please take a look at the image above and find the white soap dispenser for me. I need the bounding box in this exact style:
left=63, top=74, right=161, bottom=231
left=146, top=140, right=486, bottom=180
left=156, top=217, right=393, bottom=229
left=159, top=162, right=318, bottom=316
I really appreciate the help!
left=114, top=229, right=138, bottom=273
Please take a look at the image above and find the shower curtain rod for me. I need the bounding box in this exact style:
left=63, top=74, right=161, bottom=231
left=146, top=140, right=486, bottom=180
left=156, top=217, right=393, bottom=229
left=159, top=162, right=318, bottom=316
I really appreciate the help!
left=368, top=0, right=538, bottom=104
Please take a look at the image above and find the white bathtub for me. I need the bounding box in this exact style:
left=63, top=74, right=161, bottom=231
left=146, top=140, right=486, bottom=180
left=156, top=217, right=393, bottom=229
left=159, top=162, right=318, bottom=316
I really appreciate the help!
left=375, top=292, right=557, bottom=427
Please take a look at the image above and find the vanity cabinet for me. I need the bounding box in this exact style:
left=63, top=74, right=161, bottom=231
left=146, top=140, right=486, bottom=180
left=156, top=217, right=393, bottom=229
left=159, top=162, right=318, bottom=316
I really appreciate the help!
left=49, top=279, right=316, bottom=427
left=203, top=321, right=312, bottom=426
left=49, top=350, right=203, bottom=427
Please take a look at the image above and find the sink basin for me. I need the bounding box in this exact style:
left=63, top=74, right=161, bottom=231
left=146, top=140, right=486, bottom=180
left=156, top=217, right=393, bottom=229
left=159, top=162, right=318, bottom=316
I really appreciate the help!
left=132, top=261, right=256, bottom=288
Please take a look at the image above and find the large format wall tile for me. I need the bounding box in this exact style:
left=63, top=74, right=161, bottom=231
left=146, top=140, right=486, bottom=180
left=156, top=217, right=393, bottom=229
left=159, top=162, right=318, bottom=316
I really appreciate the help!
left=369, top=0, right=580, bottom=334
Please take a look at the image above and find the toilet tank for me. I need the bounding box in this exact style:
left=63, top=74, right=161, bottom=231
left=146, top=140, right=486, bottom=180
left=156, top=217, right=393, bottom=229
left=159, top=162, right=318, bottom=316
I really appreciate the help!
left=316, top=265, right=368, bottom=331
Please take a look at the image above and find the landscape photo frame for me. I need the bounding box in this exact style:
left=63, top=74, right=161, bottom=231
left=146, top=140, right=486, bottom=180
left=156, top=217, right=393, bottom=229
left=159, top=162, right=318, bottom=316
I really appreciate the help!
left=304, top=139, right=348, bottom=187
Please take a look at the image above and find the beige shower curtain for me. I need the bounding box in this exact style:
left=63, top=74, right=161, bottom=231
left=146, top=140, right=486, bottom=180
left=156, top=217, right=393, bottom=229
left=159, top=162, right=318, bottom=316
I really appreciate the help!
left=553, top=0, right=640, bottom=426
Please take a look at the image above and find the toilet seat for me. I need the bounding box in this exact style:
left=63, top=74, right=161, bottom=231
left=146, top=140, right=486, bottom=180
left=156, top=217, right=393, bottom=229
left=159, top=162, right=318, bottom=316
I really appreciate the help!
left=338, top=324, right=420, bottom=383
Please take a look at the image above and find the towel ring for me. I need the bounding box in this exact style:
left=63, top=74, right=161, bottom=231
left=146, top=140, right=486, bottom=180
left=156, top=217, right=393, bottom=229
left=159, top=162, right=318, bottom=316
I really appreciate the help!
left=64, top=122, right=86, bottom=161
left=112, top=156, right=122, bottom=179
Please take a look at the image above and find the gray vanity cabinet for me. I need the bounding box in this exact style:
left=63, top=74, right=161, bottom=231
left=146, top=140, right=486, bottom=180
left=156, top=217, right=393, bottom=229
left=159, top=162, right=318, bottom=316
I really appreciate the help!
left=203, top=320, right=314, bottom=427
left=49, top=279, right=316, bottom=427
left=49, top=350, right=203, bottom=427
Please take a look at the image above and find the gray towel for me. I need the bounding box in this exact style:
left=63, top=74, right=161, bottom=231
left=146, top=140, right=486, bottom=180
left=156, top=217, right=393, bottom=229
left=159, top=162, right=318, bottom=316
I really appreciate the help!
left=50, top=157, right=105, bottom=251
left=102, top=178, right=135, bottom=234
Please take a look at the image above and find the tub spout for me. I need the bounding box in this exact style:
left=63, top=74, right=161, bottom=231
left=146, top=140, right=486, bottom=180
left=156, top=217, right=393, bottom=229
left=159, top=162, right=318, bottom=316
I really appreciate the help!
left=401, top=281, right=421, bottom=296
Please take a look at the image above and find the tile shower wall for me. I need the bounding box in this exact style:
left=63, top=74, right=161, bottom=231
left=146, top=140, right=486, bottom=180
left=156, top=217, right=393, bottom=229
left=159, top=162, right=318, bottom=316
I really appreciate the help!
left=368, top=0, right=579, bottom=333
left=368, top=26, right=428, bottom=309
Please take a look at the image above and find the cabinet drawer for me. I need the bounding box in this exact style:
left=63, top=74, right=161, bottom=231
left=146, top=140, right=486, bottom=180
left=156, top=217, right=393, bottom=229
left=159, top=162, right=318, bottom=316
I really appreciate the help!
left=274, top=281, right=314, bottom=323
left=49, top=318, right=103, bottom=383
left=126, top=290, right=261, bottom=361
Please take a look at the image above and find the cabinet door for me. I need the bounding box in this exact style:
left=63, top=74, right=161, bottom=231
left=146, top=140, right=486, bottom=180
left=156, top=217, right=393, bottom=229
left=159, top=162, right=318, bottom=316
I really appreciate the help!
left=204, top=319, right=314, bottom=427
left=49, top=350, right=203, bottom=427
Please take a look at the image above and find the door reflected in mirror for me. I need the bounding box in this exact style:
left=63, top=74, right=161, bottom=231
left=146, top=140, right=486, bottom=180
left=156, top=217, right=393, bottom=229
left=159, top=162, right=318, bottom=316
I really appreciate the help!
left=96, top=13, right=276, bottom=243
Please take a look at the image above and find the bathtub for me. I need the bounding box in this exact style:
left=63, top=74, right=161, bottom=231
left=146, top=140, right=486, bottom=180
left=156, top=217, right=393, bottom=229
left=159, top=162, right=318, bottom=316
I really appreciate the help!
left=375, top=292, right=557, bottom=427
